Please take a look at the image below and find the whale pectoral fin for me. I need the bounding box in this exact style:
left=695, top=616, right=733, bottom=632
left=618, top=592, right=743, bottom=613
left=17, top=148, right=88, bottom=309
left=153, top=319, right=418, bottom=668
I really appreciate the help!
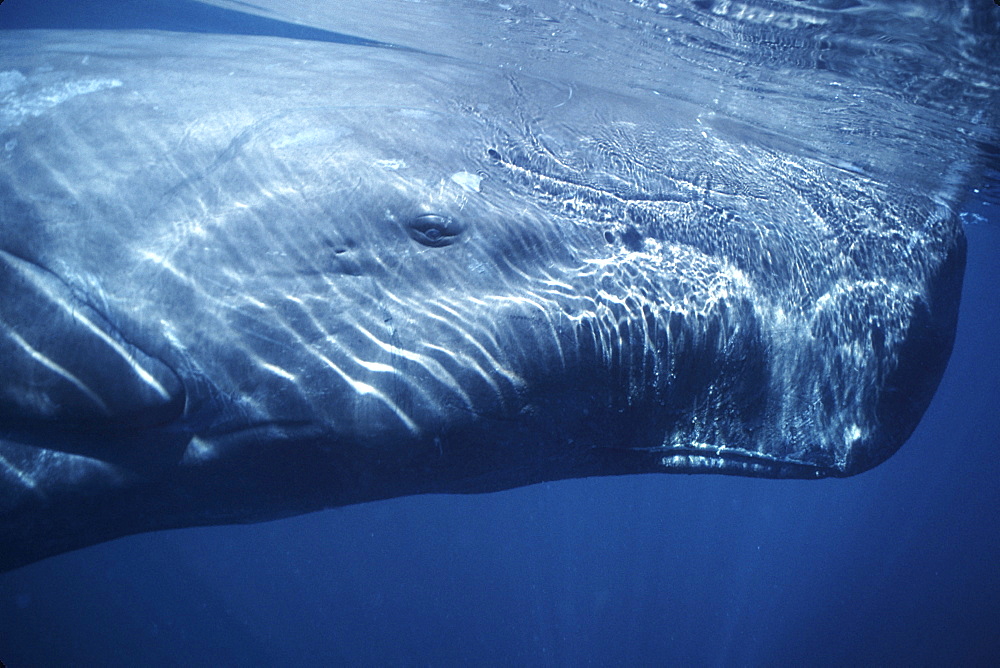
left=0, top=250, right=185, bottom=434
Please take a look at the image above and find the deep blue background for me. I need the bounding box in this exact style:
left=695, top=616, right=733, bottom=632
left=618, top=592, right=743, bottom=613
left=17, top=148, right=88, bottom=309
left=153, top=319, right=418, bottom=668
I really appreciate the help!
left=1, top=2, right=999, bottom=664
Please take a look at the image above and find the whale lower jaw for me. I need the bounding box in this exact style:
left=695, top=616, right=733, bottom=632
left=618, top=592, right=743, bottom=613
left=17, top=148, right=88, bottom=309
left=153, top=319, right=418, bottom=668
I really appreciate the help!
left=619, top=445, right=840, bottom=479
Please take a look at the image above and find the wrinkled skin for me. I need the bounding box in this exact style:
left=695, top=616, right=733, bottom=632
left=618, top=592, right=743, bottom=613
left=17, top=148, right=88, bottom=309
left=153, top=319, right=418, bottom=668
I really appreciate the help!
left=0, top=28, right=965, bottom=571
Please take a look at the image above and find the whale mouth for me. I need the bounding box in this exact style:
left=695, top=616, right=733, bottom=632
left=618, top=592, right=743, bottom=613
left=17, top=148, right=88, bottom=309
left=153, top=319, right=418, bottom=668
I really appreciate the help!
left=616, top=444, right=840, bottom=479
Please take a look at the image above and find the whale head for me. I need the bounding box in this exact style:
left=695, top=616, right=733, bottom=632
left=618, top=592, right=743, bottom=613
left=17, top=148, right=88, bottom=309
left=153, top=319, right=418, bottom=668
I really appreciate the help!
left=0, top=28, right=968, bottom=569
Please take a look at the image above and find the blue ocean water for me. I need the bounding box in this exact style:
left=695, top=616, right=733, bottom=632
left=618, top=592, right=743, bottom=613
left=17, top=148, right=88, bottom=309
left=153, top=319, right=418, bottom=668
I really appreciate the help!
left=1, top=1, right=998, bottom=665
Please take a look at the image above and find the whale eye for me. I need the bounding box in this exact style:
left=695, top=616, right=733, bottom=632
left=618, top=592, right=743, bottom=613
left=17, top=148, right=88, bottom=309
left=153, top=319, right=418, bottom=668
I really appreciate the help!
left=406, top=213, right=466, bottom=247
